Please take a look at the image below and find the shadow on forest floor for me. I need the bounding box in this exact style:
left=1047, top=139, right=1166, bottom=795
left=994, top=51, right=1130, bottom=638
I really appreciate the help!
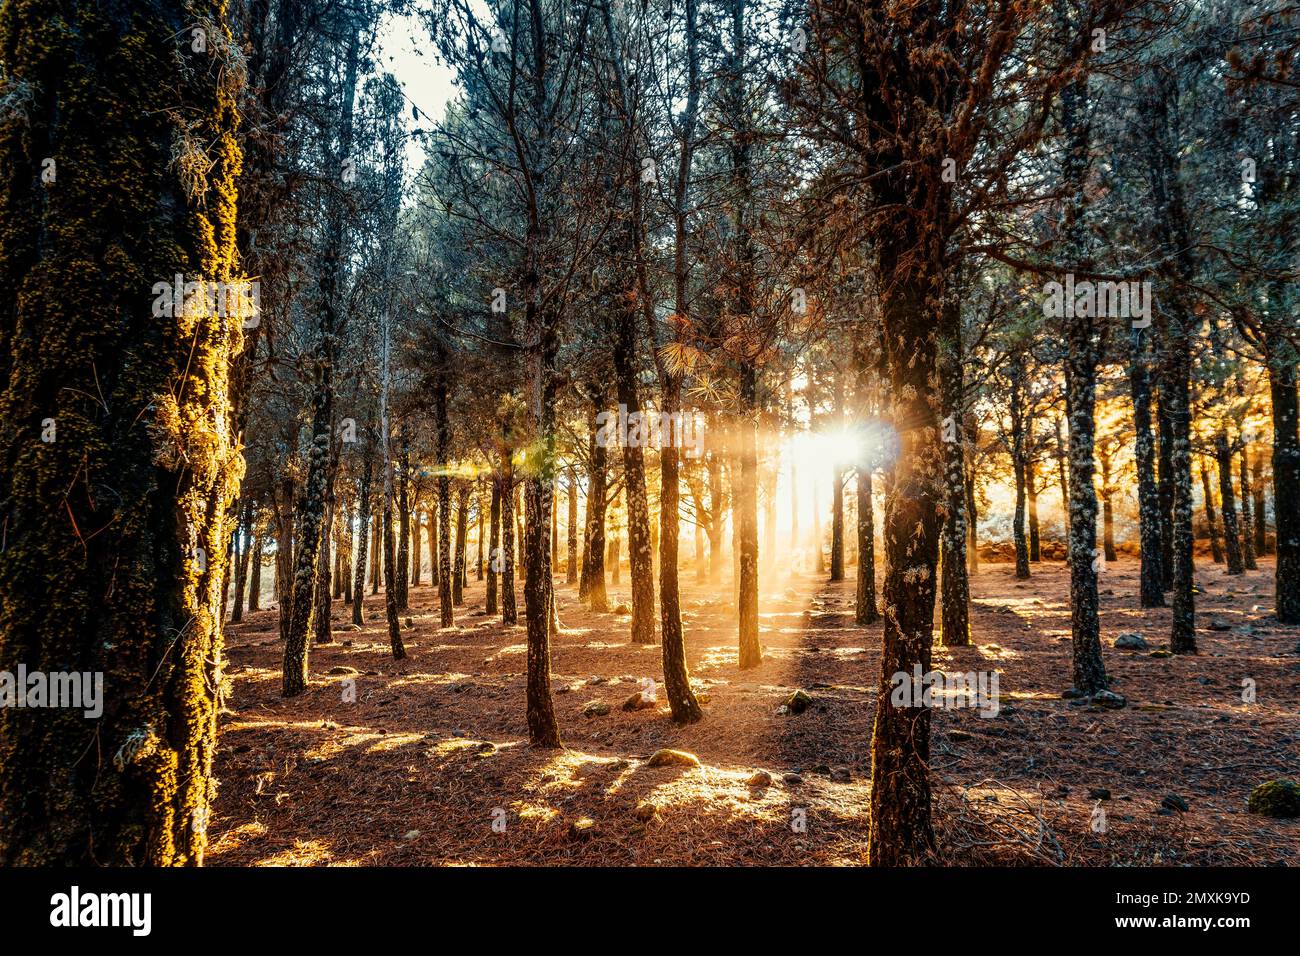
left=210, top=555, right=1300, bottom=866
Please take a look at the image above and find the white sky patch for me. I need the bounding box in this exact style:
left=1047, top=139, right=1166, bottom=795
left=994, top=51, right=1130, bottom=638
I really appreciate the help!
left=374, top=9, right=457, bottom=178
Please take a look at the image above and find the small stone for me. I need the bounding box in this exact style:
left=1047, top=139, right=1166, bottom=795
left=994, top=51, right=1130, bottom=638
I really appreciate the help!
left=328, top=666, right=359, bottom=675
left=1161, top=794, right=1190, bottom=813
left=569, top=818, right=596, bottom=840
left=645, top=748, right=701, bottom=768
left=782, top=773, right=803, bottom=785
left=582, top=699, right=610, bottom=717
left=404, top=617, right=414, bottom=629
left=1088, top=787, right=1111, bottom=801
left=830, top=766, right=852, bottom=783
left=621, top=691, right=655, bottom=711
left=633, top=802, right=658, bottom=822
left=1114, top=632, right=1149, bottom=650
left=785, top=689, right=813, bottom=714
left=1092, top=689, right=1127, bottom=709
left=1061, top=687, right=1086, bottom=699
left=1149, top=649, right=1173, bottom=658
left=402, top=829, right=421, bottom=840
left=747, top=770, right=773, bottom=788
left=342, top=640, right=353, bottom=648
left=613, top=603, right=632, bottom=615
left=587, top=676, right=608, bottom=685
left=1208, top=619, right=1231, bottom=632
left=948, top=730, right=972, bottom=742
left=1247, top=780, right=1300, bottom=818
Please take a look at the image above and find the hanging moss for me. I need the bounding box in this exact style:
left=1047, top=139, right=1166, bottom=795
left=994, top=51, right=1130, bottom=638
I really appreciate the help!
left=0, top=0, right=244, bottom=865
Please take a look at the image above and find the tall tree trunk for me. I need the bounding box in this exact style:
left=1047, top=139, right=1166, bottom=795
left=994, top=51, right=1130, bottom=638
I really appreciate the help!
left=369, top=514, right=380, bottom=595
left=1200, top=462, right=1223, bottom=564
left=453, top=483, right=469, bottom=605
left=938, top=286, right=969, bottom=647
left=737, top=375, right=762, bottom=669
left=249, top=532, right=263, bottom=612
left=1100, top=452, right=1117, bottom=563
left=411, top=504, right=422, bottom=587
left=869, top=262, right=940, bottom=866
left=352, top=442, right=373, bottom=626
left=965, top=435, right=980, bottom=575
left=1060, top=72, right=1107, bottom=695
left=1216, top=432, right=1244, bottom=574
left=1251, top=450, right=1268, bottom=556
left=435, top=379, right=454, bottom=628
left=0, top=0, right=242, bottom=862
left=500, top=452, right=517, bottom=625
left=567, top=473, right=579, bottom=584
left=1129, top=326, right=1165, bottom=606
left=396, top=434, right=410, bottom=610
left=1268, top=357, right=1300, bottom=623
left=856, top=466, right=879, bottom=625
left=232, top=498, right=254, bottom=623
left=275, top=478, right=295, bottom=642
left=1156, top=396, right=1175, bottom=588
left=1010, top=358, right=1031, bottom=579
left=830, top=374, right=845, bottom=581
left=1240, top=445, right=1258, bottom=571
left=579, top=403, right=609, bottom=608
left=612, top=343, right=656, bottom=646
left=1027, top=467, right=1041, bottom=562
left=487, top=478, right=501, bottom=615
left=314, top=485, right=334, bottom=646
left=477, top=488, right=485, bottom=581
left=282, top=16, right=361, bottom=696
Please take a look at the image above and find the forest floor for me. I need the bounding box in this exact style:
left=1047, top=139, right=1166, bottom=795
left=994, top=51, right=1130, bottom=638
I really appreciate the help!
left=210, top=555, right=1300, bottom=866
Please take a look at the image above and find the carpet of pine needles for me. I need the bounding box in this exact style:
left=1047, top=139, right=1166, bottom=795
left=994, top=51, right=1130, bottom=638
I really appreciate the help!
left=209, top=553, right=1300, bottom=866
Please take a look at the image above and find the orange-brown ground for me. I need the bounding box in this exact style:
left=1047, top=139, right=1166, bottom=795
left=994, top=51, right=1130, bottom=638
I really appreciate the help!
left=209, top=555, right=1299, bottom=866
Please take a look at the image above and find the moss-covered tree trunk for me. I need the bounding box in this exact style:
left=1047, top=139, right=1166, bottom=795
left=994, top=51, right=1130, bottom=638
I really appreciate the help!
left=868, top=261, right=941, bottom=867
left=1129, top=326, right=1165, bottom=606
left=1239, top=446, right=1257, bottom=571
left=0, top=0, right=243, bottom=864
left=1267, top=355, right=1300, bottom=623
left=938, top=282, right=969, bottom=647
